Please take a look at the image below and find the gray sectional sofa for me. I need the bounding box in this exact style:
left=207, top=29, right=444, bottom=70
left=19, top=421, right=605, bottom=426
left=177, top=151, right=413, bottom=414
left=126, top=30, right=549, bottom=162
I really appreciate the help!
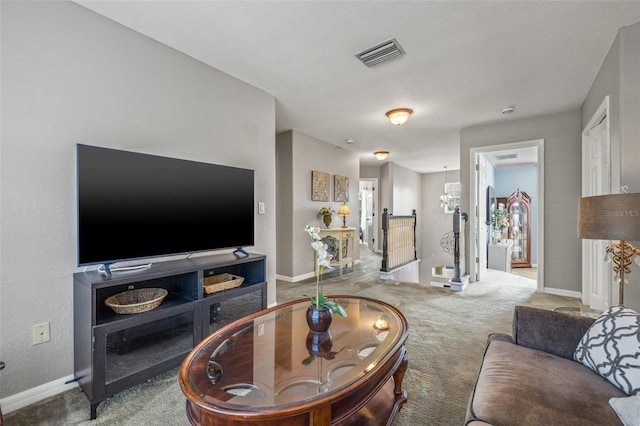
left=465, top=305, right=628, bottom=425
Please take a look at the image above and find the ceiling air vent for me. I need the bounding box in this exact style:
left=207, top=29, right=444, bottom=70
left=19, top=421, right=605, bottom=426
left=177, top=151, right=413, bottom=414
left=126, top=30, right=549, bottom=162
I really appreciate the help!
left=355, top=38, right=406, bottom=67
left=496, top=153, right=518, bottom=160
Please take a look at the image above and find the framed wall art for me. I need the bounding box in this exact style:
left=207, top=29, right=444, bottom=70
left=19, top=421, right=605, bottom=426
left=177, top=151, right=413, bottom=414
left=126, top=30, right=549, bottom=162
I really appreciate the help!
left=334, top=175, right=349, bottom=202
left=311, top=171, right=330, bottom=201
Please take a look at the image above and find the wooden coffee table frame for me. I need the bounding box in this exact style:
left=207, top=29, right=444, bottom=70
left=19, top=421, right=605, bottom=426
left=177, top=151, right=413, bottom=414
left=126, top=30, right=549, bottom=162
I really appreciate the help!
left=179, top=296, right=409, bottom=425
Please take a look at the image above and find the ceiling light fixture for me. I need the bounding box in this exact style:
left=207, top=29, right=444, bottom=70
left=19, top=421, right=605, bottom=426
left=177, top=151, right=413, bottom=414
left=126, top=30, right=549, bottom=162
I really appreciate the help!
left=374, top=151, right=389, bottom=161
left=386, top=108, right=413, bottom=126
left=502, top=105, right=516, bottom=114
left=345, top=138, right=355, bottom=144
left=440, top=166, right=453, bottom=211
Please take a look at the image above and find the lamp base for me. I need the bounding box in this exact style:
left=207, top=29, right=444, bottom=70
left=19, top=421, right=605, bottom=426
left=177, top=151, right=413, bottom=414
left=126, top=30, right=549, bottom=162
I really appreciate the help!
left=607, top=239, right=640, bottom=306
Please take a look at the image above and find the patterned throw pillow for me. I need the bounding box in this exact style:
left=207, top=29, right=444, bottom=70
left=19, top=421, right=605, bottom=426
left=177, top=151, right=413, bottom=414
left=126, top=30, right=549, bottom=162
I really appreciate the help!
left=609, top=394, right=640, bottom=426
left=574, top=306, right=640, bottom=395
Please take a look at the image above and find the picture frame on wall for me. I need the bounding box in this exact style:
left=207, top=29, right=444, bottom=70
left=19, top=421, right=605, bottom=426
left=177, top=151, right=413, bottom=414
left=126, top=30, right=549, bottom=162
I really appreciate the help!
left=311, top=170, right=330, bottom=201
left=334, top=175, right=349, bottom=202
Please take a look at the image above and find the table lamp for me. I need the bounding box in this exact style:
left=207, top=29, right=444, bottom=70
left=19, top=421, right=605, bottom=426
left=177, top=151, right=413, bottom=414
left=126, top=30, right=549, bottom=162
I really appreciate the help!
left=337, top=203, right=351, bottom=228
left=577, top=191, right=640, bottom=306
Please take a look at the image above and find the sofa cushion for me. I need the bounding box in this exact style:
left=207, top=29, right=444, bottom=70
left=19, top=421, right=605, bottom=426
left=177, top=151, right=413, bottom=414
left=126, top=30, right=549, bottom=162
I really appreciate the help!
left=512, top=305, right=594, bottom=360
left=574, top=306, right=640, bottom=395
left=468, top=340, right=625, bottom=425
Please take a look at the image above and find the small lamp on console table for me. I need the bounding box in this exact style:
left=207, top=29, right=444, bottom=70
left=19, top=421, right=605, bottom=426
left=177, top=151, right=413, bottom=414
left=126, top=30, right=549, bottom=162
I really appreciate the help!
left=578, top=190, right=640, bottom=306
left=337, top=203, right=351, bottom=228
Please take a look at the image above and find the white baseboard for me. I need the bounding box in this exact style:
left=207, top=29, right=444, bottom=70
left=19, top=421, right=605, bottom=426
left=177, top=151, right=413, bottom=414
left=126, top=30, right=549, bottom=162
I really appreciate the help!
left=0, top=374, right=78, bottom=414
left=543, top=287, right=581, bottom=299
left=275, top=271, right=315, bottom=282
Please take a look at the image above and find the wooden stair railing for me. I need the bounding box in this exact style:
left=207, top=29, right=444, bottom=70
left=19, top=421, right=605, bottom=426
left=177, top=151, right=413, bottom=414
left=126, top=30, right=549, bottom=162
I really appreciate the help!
left=381, top=208, right=417, bottom=272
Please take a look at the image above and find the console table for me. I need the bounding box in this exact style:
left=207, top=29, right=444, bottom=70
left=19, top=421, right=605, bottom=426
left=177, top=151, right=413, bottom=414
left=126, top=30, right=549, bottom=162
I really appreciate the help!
left=179, top=296, right=409, bottom=425
left=318, top=227, right=356, bottom=276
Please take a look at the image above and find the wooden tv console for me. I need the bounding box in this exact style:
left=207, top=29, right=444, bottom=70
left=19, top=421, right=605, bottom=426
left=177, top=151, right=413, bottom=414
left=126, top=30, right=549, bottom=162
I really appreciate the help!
left=73, top=252, right=267, bottom=419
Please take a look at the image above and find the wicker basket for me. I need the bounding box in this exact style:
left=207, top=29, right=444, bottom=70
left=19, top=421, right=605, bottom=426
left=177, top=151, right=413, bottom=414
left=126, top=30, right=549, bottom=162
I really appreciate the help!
left=203, top=273, right=244, bottom=294
left=105, top=288, right=168, bottom=315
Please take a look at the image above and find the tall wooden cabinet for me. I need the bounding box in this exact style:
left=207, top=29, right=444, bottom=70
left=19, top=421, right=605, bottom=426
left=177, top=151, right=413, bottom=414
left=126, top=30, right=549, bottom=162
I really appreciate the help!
left=499, top=189, right=532, bottom=268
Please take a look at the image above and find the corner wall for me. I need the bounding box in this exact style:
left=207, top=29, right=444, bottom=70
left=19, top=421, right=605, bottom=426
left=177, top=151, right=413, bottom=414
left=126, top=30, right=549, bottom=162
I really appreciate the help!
left=420, top=169, right=461, bottom=283
left=460, top=110, right=582, bottom=293
left=1, top=1, right=275, bottom=400
left=581, top=22, right=640, bottom=309
left=275, top=130, right=360, bottom=280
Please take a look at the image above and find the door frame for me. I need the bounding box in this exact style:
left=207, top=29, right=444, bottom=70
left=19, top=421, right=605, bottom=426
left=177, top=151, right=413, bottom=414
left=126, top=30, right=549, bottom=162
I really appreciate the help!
left=469, top=139, right=544, bottom=292
left=581, top=96, right=613, bottom=308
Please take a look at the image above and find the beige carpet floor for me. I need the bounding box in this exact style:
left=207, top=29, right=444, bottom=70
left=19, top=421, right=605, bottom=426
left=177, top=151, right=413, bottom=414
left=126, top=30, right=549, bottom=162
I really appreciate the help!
left=509, top=266, right=537, bottom=281
left=4, top=248, right=588, bottom=425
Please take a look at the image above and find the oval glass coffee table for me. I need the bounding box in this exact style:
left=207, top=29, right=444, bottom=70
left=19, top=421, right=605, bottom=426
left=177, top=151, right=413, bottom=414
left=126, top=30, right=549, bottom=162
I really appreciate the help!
left=179, top=296, right=409, bottom=425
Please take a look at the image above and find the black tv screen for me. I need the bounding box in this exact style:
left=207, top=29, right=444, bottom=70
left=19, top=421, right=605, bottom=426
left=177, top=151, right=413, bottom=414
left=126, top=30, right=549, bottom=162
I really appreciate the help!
left=76, top=144, right=254, bottom=267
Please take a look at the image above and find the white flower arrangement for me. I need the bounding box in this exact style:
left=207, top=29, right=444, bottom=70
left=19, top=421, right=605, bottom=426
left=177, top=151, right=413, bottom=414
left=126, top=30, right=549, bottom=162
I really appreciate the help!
left=304, top=225, right=346, bottom=316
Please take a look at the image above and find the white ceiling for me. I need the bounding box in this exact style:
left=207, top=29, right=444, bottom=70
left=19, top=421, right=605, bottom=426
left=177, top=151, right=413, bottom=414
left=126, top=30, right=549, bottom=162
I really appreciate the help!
left=74, top=1, right=640, bottom=174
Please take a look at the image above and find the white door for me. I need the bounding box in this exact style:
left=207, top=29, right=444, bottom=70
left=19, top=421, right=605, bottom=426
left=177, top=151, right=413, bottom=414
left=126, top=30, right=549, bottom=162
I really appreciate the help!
left=582, top=113, right=611, bottom=310
left=476, top=156, right=488, bottom=280
left=359, top=179, right=377, bottom=252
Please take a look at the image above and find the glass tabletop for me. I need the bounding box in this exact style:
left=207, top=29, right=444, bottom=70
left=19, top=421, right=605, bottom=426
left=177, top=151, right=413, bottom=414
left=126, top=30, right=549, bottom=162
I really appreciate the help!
left=182, top=296, right=407, bottom=411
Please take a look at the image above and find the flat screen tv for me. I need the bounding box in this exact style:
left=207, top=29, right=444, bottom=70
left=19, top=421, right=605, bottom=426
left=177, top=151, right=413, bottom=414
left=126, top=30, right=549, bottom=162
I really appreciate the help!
left=76, top=144, right=254, bottom=269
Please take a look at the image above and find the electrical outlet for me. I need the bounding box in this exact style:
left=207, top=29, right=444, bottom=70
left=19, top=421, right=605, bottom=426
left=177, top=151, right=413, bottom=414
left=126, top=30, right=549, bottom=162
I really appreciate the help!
left=33, top=322, right=50, bottom=345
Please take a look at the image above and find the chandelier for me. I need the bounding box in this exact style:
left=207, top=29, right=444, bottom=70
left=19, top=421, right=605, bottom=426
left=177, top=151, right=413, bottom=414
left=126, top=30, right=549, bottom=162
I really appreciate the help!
left=440, top=166, right=454, bottom=211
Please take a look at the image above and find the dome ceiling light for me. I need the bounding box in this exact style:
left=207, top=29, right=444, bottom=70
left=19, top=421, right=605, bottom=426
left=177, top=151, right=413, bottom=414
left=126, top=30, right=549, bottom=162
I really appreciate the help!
left=386, top=108, right=412, bottom=126
left=374, top=151, right=389, bottom=161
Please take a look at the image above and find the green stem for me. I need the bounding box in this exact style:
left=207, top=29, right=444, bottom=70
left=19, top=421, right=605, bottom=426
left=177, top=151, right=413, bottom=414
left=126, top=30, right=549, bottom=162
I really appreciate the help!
left=316, top=255, right=320, bottom=310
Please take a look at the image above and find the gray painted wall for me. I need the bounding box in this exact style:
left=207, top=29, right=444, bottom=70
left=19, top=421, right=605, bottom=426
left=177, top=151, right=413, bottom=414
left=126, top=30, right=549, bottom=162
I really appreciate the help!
left=1, top=1, right=276, bottom=398
left=420, top=169, right=461, bottom=283
left=461, top=110, right=583, bottom=293
left=391, top=164, right=422, bottom=217
left=275, top=131, right=294, bottom=277
left=275, top=130, right=360, bottom=280
left=581, top=22, right=640, bottom=309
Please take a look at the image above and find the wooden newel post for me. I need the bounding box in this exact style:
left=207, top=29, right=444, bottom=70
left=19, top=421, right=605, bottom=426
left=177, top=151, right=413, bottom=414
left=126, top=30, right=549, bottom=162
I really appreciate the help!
left=381, top=208, right=389, bottom=271
left=412, top=209, right=417, bottom=261
left=450, top=207, right=468, bottom=284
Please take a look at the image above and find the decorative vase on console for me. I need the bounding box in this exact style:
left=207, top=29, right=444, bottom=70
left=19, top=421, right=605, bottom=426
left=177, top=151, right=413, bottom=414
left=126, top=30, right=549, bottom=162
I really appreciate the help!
left=304, top=225, right=347, bottom=333
left=318, top=207, right=334, bottom=228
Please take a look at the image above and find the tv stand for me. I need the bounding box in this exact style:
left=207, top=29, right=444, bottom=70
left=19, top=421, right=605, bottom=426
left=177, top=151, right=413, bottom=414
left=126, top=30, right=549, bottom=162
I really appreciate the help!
left=99, top=263, right=114, bottom=278
left=233, top=247, right=249, bottom=257
left=74, top=252, right=267, bottom=419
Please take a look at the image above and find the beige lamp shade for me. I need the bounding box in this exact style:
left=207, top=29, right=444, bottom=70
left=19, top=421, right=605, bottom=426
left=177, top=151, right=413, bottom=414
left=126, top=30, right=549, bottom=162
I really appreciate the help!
left=337, top=204, right=351, bottom=216
left=338, top=203, right=351, bottom=228
left=578, top=193, right=640, bottom=241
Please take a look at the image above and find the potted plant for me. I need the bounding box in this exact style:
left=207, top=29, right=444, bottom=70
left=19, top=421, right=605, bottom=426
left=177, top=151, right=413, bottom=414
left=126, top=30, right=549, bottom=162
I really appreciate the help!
left=318, top=206, right=335, bottom=228
left=304, top=225, right=347, bottom=332
left=492, top=206, right=509, bottom=243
